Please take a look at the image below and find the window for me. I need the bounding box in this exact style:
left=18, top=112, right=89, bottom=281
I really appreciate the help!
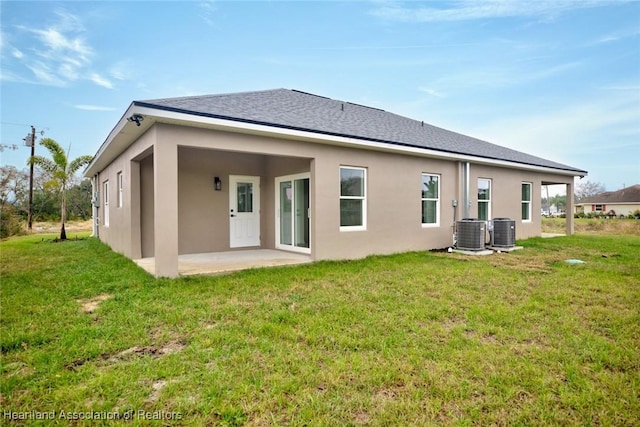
left=103, top=180, right=110, bottom=226
left=117, top=172, right=123, bottom=208
left=521, top=182, right=532, bottom=221
left=594, top=204, right=604, bottom=212
left=422, top=174, right=440, bottom=226
left=340, top=166, right=366, bottom=230
left=477, top=178, right=491, bottom=220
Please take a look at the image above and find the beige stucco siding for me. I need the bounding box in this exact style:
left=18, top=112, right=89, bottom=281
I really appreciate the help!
left=93, top=127, right=156, bottom=258
left=311, top=147, right=459, bottom=260
left=469, top=165, right=560, bottom=240
left=176, top=147, right=313, bottom=255
left=93, top=121, right=577, bottom=270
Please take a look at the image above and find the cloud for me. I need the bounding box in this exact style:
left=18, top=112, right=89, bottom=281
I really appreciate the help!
left=25, top=61, right=66, bottom=87
left=89, top=73, right=114, bottom=89
left=466, top=90, right=639, bottom=167
left=74, top=104, right=117, bottom=111
left=3, top=9, right=122, bottom=89
left=426, top=59, right=583, bottom=94
left=199, top=0, right=217, bottom=26
left=418, top=86, right=446, bottom=98
left=108, top=62, right=129, bottom=81
left=591, top=25, right=640, bottom=44
left=32, top=27, right=93, bottom=59
left=371, top=0, right=622, bottom=22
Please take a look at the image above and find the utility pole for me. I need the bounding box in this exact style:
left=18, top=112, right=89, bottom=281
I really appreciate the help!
left=26, top=126, right=36, bottom=231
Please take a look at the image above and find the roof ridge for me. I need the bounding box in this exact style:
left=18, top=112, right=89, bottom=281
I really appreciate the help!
left=290, top=89, right=331, bottom=99
left=138, top=88, right=287, bottom=104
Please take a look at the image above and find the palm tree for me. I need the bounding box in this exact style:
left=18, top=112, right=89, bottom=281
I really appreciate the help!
left=29, top=138, right=93, bottom=240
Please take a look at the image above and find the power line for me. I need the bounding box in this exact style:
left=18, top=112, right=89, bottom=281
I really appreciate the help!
left=0, top=121, right=33, bottom=127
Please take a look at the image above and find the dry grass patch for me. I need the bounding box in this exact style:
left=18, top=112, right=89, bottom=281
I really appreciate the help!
left=542, top=217, right=640, bottom=235
left=77, top=293, right=112, bottom=313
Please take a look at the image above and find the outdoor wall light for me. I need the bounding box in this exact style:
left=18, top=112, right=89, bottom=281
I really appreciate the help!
left=214, top=176, right=222, bottom=191
left=127, top=114, right=144, bottom=126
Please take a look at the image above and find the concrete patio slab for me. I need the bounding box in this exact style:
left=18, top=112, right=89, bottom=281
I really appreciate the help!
left=486, top=246, right=524, bottom=253
left=135, top=249, right=312, bottom=276
left=542, top=233, right=565, bottom=238
left=452, top=249, right=494, bottom=256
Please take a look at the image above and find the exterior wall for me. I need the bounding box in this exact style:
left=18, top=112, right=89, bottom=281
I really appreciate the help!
left=94, top=121, right=579, bottom=268
left=176, top=147, right=312, bottom=255
left=93, top=127, right=156, bottom=258
left=312, top=147, right=459, bottom=260
left=467, top=165, right=574, bottom=240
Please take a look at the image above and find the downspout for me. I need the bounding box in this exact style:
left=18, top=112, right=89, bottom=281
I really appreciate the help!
left=453, top=161, right=471, bottom=249
left=461, top=161, right=471, bottom=219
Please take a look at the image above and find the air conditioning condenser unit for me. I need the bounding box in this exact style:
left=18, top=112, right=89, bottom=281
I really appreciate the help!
left=456, top=219, right=486, bottom=251
left=490, top=218, right=516, bottom=248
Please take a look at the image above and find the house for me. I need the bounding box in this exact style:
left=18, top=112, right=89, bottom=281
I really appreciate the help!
left=84, top=89, right=587, bottom=277
left=574, top=184, right=640, bottom=217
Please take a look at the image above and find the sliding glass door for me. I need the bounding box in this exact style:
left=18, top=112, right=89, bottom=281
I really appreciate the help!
left=276, top=174, right=310, bottom=253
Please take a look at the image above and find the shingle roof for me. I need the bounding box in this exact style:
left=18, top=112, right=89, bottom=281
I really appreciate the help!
left=578, top=184, right=640, bottom=204
left=135, top=88, right=586, bottom=174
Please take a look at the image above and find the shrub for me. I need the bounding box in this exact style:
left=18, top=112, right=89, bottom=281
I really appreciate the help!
left=0, top=204, right=25, bottom=239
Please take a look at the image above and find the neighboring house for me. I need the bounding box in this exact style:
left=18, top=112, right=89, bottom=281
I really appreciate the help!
left=84, top=89, right=587, bottom=277
left=575, top=184, right=640, bottom=217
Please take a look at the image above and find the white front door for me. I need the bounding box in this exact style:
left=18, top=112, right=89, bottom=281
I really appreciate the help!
left=229, top=175, right=260, bottom=248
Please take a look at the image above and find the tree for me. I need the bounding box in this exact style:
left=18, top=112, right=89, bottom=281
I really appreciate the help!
left=29, top=138, right=93, bottom=240
left=550, top=194, right=567, bottom=213
left=0, top=166, right=28, bottom=238
left=66, top=179, right=92, bottom=220
left=0, top=165, right=28, bottom=212
left=575, top=181, right=605, bottom=202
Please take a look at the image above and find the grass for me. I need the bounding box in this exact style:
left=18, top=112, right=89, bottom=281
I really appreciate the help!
left=1, top=232, right=639, bottom=425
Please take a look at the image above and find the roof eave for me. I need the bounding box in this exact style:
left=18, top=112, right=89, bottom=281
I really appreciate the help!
left=84, top=102, right=154, bottom=177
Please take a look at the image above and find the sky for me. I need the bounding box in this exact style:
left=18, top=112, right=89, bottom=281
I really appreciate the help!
left=1, top=0, right=639, bottom=195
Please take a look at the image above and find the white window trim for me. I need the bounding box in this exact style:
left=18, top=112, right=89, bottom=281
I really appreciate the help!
left=340, top=166, right=367, bottom=232
left=103, top=180, right=110, bottom=227
left=478, top=178, right=492, bottom=221
left=421, top=173, right=440, bottom=227
left=522, top=182, right=532, bottom=223
left=117, top=171, right=123, bottom=208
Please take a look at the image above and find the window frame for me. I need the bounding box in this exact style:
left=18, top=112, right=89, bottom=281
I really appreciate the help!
left=521, top=182, right=532, bottom=222
left=117, top=171, right=123, bottom=208
left=421, top=173, right=440, bottom=227
left=103, top=180, right=110, bottom=227
left=339, top=166, right=367, bottom=231
left=477, top=178, right=492, bottom=221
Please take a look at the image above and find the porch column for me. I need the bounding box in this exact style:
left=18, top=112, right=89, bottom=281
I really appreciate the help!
left=153, top=140, right=179, bottom=277
left=565, top=181, right=575, bottom=235
left=129, top=160, right=142, bottom=259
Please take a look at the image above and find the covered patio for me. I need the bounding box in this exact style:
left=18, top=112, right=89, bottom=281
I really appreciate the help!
left=135, top=249, right=312, bottom=276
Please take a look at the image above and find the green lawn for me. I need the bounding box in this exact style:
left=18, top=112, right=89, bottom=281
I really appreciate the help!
left=1, top=234, right=639, bottom=425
